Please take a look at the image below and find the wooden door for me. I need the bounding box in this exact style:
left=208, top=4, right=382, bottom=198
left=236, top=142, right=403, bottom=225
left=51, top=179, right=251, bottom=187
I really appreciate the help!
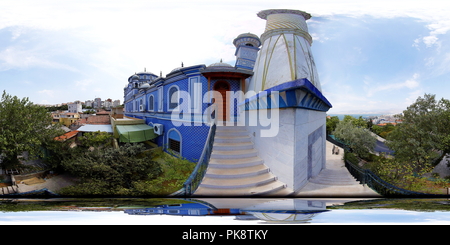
left=213, top=81, right=230, bottom=121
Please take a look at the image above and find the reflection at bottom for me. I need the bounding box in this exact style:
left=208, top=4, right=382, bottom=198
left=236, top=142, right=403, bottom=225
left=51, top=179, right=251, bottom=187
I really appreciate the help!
left=124, top=198, right=330, bottom=224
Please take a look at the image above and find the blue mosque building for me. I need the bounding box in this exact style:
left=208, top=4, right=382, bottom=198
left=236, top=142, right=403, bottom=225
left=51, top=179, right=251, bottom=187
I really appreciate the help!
left=121, top=9, right=332, bottom=196
left=122, top=33, right=261, bottom=162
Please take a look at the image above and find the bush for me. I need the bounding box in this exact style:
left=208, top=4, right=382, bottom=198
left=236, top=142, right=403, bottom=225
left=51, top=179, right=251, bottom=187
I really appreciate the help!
left=344, top=152, right=359, bottom=165
left=132, top=151, right=196, bottom=196
left=58, top=143, right=162, bottom=196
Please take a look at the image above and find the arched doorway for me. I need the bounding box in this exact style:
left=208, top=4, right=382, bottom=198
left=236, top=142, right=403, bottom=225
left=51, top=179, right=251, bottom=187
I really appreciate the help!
left=213, top=81, right=230, bottom=121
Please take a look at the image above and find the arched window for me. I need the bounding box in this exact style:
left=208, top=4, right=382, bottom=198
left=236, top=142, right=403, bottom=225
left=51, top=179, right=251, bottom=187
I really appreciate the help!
left=139, top=98, right=144, bottom=111
left=167, top=128, right=181, bottom=155
left=168, top=85, right=179, bottom=111
left=148, top=95, right=154, bottom=111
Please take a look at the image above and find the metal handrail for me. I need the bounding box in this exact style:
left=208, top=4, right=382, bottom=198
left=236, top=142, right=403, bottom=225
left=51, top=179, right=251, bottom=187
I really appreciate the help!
left=171, top=106, right=217, bottom=196
left=327, top=134, right=446, bottom=196
left=344, top=154, right=443, bottom=197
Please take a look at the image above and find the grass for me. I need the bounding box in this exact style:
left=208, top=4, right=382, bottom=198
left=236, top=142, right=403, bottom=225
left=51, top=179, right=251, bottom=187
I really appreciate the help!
left=133, top=147, right=197, bottom=196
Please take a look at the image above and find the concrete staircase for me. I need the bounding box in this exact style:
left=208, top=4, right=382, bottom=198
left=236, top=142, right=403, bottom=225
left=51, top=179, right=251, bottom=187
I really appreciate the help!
left=194, top=125, right=292, bottom=196
left=308, top=168, right=360, bottom=186
left=0, top=185, right=18, bottom=195
left=296, top=141, right=382, bottom=197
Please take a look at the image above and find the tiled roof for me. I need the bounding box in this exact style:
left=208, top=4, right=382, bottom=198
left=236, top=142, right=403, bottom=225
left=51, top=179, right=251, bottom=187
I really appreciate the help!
left=55, top=130, right=79, bottom=141
left=86, top=115, right=111, bottom=125
left=96, top=110, right=110, bottom=115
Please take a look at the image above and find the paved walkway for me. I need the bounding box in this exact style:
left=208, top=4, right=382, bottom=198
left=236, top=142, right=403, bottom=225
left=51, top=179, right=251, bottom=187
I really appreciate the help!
left=16, top=174, right=77, bottom=194
left=295, top=141, right=381, bottom=197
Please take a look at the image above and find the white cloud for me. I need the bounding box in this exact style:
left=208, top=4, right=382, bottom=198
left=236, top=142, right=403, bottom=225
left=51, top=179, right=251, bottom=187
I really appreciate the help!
left=0, top=0, right=449, bottom=109
left=0, top=46, right=78, bottom=72
left=38, top=89, right=55, bottom=98
left=74, top=79, right=93, bottom=91
left=366, top=73, right=420, bottom=97
left=422, top=35, right=439, bottom=47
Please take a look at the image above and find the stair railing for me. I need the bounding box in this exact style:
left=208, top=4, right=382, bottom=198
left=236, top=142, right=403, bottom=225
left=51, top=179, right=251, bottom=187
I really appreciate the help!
left=171, top=104, right=217, bottom=196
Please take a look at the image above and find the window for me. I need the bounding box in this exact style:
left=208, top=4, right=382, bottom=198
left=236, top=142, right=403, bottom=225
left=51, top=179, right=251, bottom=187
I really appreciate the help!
left=139, top=98, right=144, bottom=111
left=158, top=86, right=163, bottom=112
left=189, top=76, right=202, bottom=113
left=148, top=95, right=154, bottom=111
left=168, top=85, right=179, bottom=111
left=167, top=129, right=181, bottom=155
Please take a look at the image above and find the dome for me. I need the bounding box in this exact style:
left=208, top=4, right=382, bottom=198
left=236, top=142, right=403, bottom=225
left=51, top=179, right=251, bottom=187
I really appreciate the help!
left=131, top=74, right=139, bottom=80
left=208, top=60, right=233, bottom=68
left=136, top=71, right=157, bottom=77
left=136, top=68, right=156, bottom=76
left=233, top=33, right=261, bottom=48
left=140, top=83, right=151, bottom=89
left=170, top=67, right=183, bottom=73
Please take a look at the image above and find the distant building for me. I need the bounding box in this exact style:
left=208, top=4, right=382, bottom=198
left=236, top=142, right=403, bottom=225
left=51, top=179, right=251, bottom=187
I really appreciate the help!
left=59, top=112, right=80, bottom=127
left=85, top=100, right=93, bottom=108
left=113, top=100, right=121, bottom=108
left=94, top=98, right=102, bottom=109
left=68, top=101, right=82, bottom=113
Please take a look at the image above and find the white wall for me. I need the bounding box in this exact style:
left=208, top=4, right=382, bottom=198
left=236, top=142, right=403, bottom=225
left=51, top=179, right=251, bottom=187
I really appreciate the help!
left=244, top=108, right=326, bottom=192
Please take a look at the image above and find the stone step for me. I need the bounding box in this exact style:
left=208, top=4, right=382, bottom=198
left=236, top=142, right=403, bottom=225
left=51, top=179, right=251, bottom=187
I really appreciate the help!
left=208, top=156, right=265, bottom=168
left=1, top=185, right=17, bottom=195
left=214, top=135, right=252, bottom=144
left=211, top=149, right=258, bottom=159
left=216, top=126, right=248, bottom=132
left=309, top=169, right=359, bottom=185
left=205, top=164, right=270, bottom=178
left=215, top=130, right=249, bottom=137
left=200, top=172, right=277, bottom=189
left=213, top=142, right=254, bottom=151
left=194, top=180, right=290, bottom=196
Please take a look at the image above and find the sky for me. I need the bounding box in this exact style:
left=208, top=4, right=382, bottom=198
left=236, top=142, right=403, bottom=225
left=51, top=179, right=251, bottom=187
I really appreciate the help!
left=0, top=0, right=449, bottom=114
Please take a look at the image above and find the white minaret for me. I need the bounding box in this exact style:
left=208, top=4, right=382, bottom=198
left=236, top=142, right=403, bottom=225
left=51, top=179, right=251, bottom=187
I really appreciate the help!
left=248, top=9, right=321, bottom=93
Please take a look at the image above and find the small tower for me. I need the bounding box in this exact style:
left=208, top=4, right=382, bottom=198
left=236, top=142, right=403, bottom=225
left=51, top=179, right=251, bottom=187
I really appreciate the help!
left=240, top=9, right=332, bottom=194
left=249, top=9, right=321, bottom=92
left=233, top=33, right=261, bottom=70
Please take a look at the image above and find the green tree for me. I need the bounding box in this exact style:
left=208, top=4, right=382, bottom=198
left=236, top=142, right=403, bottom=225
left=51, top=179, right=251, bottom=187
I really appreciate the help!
left=370, top=155, right=433, bottom=192
left=333, top=120, right=376, bottom=159
left=0, top=91, right=64, bottom=167
left=343, top=115, right=368, bottom=128
left=386, top=94, right=450, bottom=169
left=326, top=116, right=340, bottom=134
left=59, top=143, right=162, bottom=195
left=78, top=131, right=112, bottom=148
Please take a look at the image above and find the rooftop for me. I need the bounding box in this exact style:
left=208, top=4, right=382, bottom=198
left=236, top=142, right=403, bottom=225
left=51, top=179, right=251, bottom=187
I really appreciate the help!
left=77, top=124, right=113, bottom=133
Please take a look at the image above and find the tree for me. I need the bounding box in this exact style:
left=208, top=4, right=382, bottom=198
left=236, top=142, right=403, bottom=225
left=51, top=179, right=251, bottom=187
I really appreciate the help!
left=333, top=120, right=376, bottom=159
left=59, top=143, right=162, bottom=195
left=343, top=115, right=368, bottom=128
left=369, top=155, right=433, bottom=192
left=0, top=91, right=64, bottom=167
left=78, top=131, right=112, bottom=148
left=386, top=94, right=450, bottom=169
left=326, top=116, right=340, bottom=134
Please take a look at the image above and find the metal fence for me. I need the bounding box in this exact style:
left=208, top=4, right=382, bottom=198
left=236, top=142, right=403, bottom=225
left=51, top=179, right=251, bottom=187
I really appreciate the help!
left=344, top=158, right=442, bottom=197
left=327, top=135, right=446, bottom=197
left=171, top=120, right=217, bottom=197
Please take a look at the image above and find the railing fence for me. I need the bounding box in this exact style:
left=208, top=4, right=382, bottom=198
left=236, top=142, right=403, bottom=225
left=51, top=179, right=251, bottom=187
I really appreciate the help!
left=327, top=135, right=445, bottom=197
left=171, top=110, right=217, bottom=196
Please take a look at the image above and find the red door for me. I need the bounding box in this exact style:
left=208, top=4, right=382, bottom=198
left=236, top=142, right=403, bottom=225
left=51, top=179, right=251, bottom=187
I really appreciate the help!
left=214, top=81, right=230, bottom=121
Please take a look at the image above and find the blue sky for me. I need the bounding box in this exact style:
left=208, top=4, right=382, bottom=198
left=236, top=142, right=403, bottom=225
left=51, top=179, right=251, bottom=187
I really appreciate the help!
left=0, top=0, right=449, bottom=114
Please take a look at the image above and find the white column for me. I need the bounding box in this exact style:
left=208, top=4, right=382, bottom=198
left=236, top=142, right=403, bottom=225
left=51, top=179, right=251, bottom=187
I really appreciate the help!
left=248, top=9, right=321, bottom=94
